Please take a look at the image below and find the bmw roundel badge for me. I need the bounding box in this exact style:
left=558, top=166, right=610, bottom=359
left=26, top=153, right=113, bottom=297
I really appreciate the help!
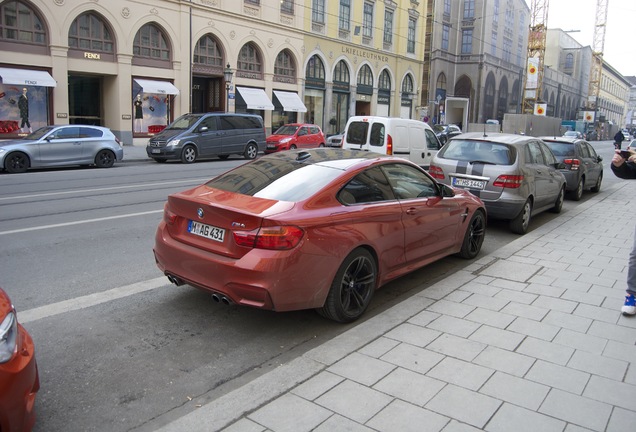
left=197, top=208, right=204, bottom=219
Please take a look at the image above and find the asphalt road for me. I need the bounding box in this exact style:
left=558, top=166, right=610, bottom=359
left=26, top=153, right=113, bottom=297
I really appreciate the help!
left=0, top=141, right=621, bottom=431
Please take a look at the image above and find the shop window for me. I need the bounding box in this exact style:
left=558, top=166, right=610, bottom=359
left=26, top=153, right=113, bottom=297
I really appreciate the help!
left=0, top=85, right=49, bottom=135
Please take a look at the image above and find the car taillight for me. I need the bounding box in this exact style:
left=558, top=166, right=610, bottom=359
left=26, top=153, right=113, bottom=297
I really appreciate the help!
left=428, top=165, right=445, bottom=179
left=233, top=226, right=304, bottom=250
left=386, top=134, right=393, bottom=155
left=115, top=137, right=122, bottom=147
left=493, top=175, right=523, bottom=188
left=564, top=158, right=580, bottom=170
left=163, top=205, right=177, bottom=225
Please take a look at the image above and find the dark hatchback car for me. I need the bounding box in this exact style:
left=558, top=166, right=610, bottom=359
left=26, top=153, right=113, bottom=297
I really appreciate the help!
left=433, top=124, right=463, bottom=145
left=540, top=136, right=603, bottom=201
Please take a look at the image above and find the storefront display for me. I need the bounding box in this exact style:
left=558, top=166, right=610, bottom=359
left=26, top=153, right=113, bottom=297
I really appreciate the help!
left=0, top=84, right=49, bottom=135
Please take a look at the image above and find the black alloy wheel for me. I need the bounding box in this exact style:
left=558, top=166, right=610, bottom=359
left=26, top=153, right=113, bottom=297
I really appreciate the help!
left=5, top=152, right=29, bottom=173
left=95, top=149, right=115, bottom=168
left=458, top=210, right=486, bottom=259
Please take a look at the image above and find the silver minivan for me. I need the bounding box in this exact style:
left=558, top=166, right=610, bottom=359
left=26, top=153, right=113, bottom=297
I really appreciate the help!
left=146, top=113, right=266, bottom=163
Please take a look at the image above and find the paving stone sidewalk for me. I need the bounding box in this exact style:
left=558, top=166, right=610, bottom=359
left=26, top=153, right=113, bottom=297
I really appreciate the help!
left=155, top=179, right=636, bottom=432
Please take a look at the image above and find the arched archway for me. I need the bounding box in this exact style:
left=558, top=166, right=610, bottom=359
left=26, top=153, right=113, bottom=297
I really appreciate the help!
left=484, top=72, right=496, bottom=121
left=192, top=33, right=226, bottom=113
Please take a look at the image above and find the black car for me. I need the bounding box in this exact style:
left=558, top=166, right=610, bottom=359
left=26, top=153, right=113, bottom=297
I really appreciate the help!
left=433, top=124, right=462, bottom=145
left=540, top=136, right=603, bottom=201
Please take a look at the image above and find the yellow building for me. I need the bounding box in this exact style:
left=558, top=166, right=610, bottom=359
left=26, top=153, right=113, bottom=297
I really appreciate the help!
left=0, top=0, right=427, bottom=145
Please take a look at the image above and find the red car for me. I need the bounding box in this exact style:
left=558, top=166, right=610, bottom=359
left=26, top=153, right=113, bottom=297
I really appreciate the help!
left=153, top=149, right=486, bottom=322
left=265, top=123, right=325, bottom=153
left=0, top=288, right=39, bottom=432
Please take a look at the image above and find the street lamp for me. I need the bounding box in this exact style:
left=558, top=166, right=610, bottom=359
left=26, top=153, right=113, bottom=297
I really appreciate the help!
left=224, top=63, right=233, bottom=112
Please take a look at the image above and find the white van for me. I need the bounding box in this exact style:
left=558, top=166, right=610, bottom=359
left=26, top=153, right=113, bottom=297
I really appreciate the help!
left=341, top=116, right=442, bottom=168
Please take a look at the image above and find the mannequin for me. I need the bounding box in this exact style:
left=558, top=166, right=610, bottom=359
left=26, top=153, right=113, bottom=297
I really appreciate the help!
left=134, top=94, right=143, bottom=132
left=18, top=88, right=32, bottom=133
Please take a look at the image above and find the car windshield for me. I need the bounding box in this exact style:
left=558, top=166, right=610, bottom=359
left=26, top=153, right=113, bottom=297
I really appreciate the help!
left=545, top=142, right=575, bottom=157
left=206, top=157, right=343, bottom=202
left=438, top=139, right=515, bottom=165
left=166, top=114, right=202, bottom=130
left=25, top=126, right=55, bottom=140
left=563, top=131, right=578, bottom=137
left=273, top=125, right=299, bottom=135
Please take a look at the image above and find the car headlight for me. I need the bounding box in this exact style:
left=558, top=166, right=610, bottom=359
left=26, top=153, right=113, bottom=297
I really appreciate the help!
left=167, top=139, right=180, bottom=147
left=280, top=137, right=292, bottom=144
left=0, top=310, right=18, bottom=363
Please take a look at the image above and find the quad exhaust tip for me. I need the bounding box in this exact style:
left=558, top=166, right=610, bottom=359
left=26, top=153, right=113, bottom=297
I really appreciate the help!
left=211, top=293, right=233, bottom=306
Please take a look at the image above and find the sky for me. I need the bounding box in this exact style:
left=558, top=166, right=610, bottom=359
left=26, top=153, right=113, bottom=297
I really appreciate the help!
left=539, top=0, right=635, bottom=77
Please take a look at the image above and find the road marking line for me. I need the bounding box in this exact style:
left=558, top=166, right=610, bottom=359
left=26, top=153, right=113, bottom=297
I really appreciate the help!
left=19, top=277, right=168, bottom=324
left=0, top=209, right=163, bottom=235
left=0, top=178, right=209, bottom=201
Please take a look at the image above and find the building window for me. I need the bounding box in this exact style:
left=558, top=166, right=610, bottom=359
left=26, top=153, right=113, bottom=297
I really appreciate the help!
left=244, top=0, right=260, bottom=4
left=357, top=64, right=373, bottom=87
left=463, top=0, right=475, bottom=19
left=68, top=12, right=113, bottom=53
left=237, top=43, right=263, bottom=78
left=339, top=0, right=351, bottom=31
left=0, top=0, right=46, bottom=44
left=402, top=74, right=414, bottom=95
left=444, top=0, right=451, bottom=15
left=383, top=9, right=393, bottom=45
left=133, top=23, right=170, bottom=60
left=379, top=69, right=391, bottom=91
left=491, top=31, right=497, bottom=56
left=442, top=24, right=450, bottom=51
left=461, top=29, right=473, bottom=54
left=363, top=2, right=373, bottom=38
left=280, top=0, right=294, bottom=15
left=407, top=18, right=416, bottom=54
left=312, top=0, right=325, bottom=23
left=193, top=34, right=223, bottom=67
left=493, top=0, right=499, bottom=24
left=334, top=60, right=350, bottom=83
left=306, top=55, right=325, bottom=80
left=274, top=49, right=296, bottom=80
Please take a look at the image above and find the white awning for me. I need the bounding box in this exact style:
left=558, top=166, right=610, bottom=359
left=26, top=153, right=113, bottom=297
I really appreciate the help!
left=133, top=79, right=179, bottom=95
left=0, top=67, right=56, bottom=87
left=236, top=87, right=274, bottom=110
left=273, top=90, right=307, bottom=113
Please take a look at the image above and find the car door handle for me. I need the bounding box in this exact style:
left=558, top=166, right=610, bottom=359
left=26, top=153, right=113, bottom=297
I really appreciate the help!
left=406, top=208, right=418, bottom=215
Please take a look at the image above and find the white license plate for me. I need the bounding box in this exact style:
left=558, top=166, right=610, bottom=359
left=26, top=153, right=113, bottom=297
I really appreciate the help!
left=452, top=177, right=486, bottom=190
left=188, top=220, right=225, bottom=242
left=151, top=149, right=161, bottom=154
left=266, top=144, right=276, bottom=149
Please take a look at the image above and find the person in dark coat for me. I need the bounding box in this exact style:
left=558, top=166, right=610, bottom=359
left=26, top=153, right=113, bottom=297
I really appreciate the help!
left=611, top=149, right=636, bottom=315
left=614, top=130, right=625, bottom=149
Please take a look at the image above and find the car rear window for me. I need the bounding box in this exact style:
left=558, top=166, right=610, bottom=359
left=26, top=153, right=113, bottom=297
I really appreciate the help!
left=346, top=122, right=369, bottom=145
left=544, top=142, right=575, bottom=157
left=219, top=115, right=262, bottom=130
left=79, top=127, right=103, bottom=138
left=206, top=157, right=343, bottom=202
left=438, top=139, right=515, bottom=165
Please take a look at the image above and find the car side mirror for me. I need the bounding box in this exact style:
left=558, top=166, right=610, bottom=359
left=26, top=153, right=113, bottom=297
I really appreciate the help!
left=199, top=126, right=208, bottom=133
left=597, top=155, right=603, bottom=162
left=440, top=184, right=455, bottom=197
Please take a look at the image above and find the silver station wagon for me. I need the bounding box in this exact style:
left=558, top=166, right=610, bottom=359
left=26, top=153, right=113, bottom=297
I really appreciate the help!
left=0, top=125, right=124, bottom=173
left=429, top=132, right=566, bottom=234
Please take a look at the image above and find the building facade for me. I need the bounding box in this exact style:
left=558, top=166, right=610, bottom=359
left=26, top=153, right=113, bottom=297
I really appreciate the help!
left=0, top=0, right=429, bottom=144
left=425, top=0, right=530, bottom=126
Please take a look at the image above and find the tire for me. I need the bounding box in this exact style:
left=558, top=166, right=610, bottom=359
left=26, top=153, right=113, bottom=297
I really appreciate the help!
left=510, top=198, right=532, bottom=234
left=94, top=149, right=115, bottom=168
left=591, top=173, right=602, bottom=193
left=181, top=145, right=197, bottom=164
left=318, top=248, right=376, bottom=323
left=153, top=158, right=167, bottom=163
left=457, top=210, right=486, bottom=259
left=290, top=144, right=297, bottom=150
left=4, top=152, right=29, bottom=173
left=218, top=154, right=230, bottom=160
left=551, top=186, right=565, bottom=213
left=243, top=143, right=258, bottom=160
left=571, top=178, right=583, bottom=201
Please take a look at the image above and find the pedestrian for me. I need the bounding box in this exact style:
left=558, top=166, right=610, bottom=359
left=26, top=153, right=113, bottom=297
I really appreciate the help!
left=614, top=130, right=625, bottom=149
left=611, top=148, right=636, bottom=315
